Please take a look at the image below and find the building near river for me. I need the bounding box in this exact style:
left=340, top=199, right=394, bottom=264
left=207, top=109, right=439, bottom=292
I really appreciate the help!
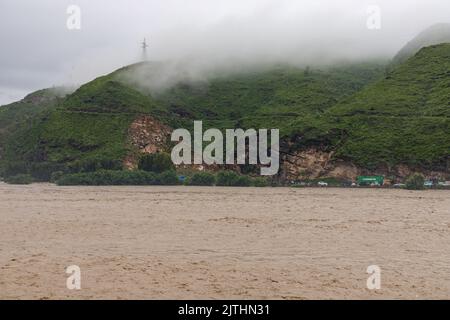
left=357, top=176, right=384, bottom=186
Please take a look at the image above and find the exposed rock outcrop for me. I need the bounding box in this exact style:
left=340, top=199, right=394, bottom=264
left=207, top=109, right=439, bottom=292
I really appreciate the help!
left=124, top=115, right=172, bottom=169
left=281, top=148, right=360, bottom=181
left=124, top=121, right=449, bottom=182
left=281, top=147, right=449, bottom=183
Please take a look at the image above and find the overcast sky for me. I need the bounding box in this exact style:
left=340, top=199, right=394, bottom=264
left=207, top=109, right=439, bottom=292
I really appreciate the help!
left=0, top=0, right=449, bottom=105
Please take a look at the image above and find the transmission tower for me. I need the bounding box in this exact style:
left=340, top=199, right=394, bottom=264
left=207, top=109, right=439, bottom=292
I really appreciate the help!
left=141, top=38, right=149, bottom=61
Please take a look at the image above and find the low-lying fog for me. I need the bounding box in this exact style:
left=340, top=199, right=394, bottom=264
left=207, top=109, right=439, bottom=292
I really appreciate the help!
left=1, top=0, right=449, bottom=104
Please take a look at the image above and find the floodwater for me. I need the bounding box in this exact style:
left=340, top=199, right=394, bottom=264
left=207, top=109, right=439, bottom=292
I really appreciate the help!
left=1, top=183, right=450, bottom=299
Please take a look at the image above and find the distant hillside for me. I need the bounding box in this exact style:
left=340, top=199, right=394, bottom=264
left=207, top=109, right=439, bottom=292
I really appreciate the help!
left=0, top=62, right=385, bottom=177
left=0, top=88, right=64, bottom=132
left=286, top=44, right=450, bottom=178
left=0, top=88, right=71, bottom=163
left=0, top=43, right=449, bottom=182
left=392, top=23, right=450, bottom=65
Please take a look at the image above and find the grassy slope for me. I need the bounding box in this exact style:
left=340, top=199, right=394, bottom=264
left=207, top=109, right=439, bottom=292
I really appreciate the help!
left=0, top=89, right=63, bottom=162
left=289, top=44, right=450, bottom=170
left=0, top=62, right=385, bottom=170
left=0, top=89, right=61, bottom=137
left=1, top=44, right=448, bottom=177
left=3, top=78, right=160, bottom=165
left=149, top=63, right=386, bottom=133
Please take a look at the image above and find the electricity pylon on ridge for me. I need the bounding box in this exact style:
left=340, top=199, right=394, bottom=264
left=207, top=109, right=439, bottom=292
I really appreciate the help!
left=141, top=38, right=149, bottom=61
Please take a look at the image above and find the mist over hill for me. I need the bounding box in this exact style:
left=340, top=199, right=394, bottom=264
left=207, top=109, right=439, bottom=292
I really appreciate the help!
left=2, top=0, right=450, bottom=106
left=0, top=24, right=449, bottom=183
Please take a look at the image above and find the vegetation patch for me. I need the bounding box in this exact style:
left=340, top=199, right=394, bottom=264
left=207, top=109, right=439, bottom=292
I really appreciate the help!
left=405, top=173, right=426, bottom=190
left=138, top=153, right=175, bottom=173
left=187, top=172, right=216, bottom=186
left=4, top=174, right=34, bottom=185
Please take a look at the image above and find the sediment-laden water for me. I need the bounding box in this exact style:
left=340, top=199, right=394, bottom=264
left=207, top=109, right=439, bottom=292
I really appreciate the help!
left=1, top=183, right=449, bottom=299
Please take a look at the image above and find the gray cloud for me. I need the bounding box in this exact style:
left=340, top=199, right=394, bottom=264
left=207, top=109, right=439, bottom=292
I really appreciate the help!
left=0, top=0, right=449, bottom=105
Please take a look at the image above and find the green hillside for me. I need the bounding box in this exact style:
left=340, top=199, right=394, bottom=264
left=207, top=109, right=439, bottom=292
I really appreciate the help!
left=0, top=43, right=449, bottom=181
left=149, top=63, right=386, bottom=133
left=0, top=88, right=62, bottom=138
left=0, top=62, right=385, bottom=177
left=0, top=88, right=67, bottom=161
left=0, top=80, right=150, bottom=172
left=288, top=44, right=450, bottom=170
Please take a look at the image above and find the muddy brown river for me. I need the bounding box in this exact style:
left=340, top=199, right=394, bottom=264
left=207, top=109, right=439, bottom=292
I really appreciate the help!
left=1, top=183, right=449, bottom=299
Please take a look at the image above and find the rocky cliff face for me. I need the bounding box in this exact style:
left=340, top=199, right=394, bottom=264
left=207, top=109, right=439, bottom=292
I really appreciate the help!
left=124, top=115, right=172, bottom=169
left=280, top=147, right=449, bottom=183
left=124, top=120, right=449, bottom=182
left=280, top=147, right=361, bottom=181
